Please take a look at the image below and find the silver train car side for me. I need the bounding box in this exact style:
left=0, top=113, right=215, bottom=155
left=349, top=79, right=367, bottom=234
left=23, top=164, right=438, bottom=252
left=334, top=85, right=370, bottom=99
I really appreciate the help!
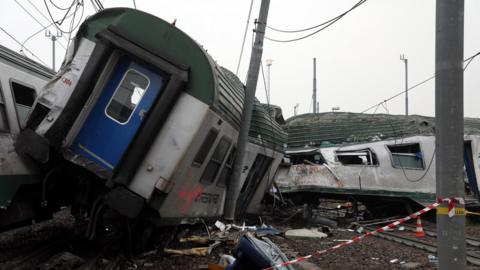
left=0, top=44, right=54, bottom=229
left=14, top=8, right=286, bottom=232
left=276, top=112, right=480, bottom=212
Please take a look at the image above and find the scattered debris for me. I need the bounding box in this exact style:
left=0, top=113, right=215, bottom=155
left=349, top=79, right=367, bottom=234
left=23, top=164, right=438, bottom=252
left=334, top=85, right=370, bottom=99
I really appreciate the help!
left=401, top=262, right=422, bottom=269
left=180, top=236, right=210, bottom=244
left=285, top=228, right=328, bottom=240
left=41, top=252, right=85, bottom=270
left=215, top=221, right=226, bottom=232
left=208, top=241, right=222, bottom=254
left=255, top=226, right=281, bottom=236
left=164, top=247, right=210, bottom=256
left=227, top=234, right=293, bottom=270
left=427, top=254, right=438, bottom=265
left=389, top=258, right=399, bottom=264
left=218, top=254, right=236, bottom=266
left=308, top=216, right=338, bottom=228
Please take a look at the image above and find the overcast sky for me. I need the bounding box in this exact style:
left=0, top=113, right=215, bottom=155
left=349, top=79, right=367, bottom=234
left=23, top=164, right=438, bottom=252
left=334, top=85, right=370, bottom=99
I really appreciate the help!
left=1, top=0, right=479, bottom=119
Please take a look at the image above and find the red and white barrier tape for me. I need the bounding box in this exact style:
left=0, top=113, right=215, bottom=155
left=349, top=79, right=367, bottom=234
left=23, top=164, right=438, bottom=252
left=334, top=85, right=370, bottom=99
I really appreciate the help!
left=437, top=197, right=465, bottom=217
left=264, top=200, right=448, bottom=270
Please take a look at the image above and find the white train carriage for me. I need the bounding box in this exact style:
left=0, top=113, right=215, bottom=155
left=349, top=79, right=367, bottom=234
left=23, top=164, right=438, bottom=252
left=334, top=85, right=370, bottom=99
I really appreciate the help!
left=276, top=112, right=480, bottom=212
left=14, top=8, right=286, bottom=235
left=0, top=44, right=54, bottom=229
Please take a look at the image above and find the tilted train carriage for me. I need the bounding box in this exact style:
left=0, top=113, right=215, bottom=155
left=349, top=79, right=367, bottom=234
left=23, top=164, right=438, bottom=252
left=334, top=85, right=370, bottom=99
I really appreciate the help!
left=7, top=8, right=286, bottom=233
left=0, top=44, right=54, bottom=229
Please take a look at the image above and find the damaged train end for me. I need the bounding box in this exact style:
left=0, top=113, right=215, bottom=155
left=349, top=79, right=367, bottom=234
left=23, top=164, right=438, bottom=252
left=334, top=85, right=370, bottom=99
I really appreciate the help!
left=13, top=8, right=286, bottom=234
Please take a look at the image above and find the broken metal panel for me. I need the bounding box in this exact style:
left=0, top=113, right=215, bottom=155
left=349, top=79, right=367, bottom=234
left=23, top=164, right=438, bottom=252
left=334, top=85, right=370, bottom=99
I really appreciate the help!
left=276, top=164, right=343, bottom=189
left=245, top=143, right=284, bottom=215
left=33, top=38, right=96, bottom=137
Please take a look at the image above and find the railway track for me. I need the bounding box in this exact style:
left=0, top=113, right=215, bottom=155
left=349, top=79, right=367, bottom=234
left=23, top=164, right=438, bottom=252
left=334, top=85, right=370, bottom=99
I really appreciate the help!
left=365, top=226, right=480, bottom=266
left=0, top=221, right=125, bottom=270
left=2, top=230, right=78, bottom=269
left=401, top=224, right=480, bottom=247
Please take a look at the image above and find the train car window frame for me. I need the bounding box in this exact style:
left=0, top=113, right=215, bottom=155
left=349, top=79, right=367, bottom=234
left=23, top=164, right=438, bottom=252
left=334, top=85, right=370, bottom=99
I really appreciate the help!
left=386, top=142, right=425, bottom=170
left=0, top=81, right=10, bottom=132
left=216, top=147, right=236, bottom=188
left=104, top=68, right=150, bottom=125
left=193, top=129, right=219, bottom=167
left=335, top=148, right=379, bottom=166
left=9, top=79, right=37, bottom=129
left=199, top=136, right=232, bottom=185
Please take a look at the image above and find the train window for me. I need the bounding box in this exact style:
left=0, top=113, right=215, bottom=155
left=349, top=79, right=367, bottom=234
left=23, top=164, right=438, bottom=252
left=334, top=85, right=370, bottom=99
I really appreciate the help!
left=217, top=147, right=236, bottom=187
left=193, top=129, right=219, bottom=166
left=105, top=69, right=149, bottom=124
left=10, top=81, right=36, bottom=128
left=387, top=143, right=424, bottom=169
left=336, top=149, right=378, bottom=166
left=0, top=83, right=9, bottom=132
left=200, top=137, right=231, bottom=184
left=289, top=151, right=326, bottom=165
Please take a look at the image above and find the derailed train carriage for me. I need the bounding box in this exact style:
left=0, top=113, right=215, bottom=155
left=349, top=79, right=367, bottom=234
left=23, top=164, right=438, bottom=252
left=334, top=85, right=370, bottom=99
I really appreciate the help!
left=0, top=44, right=54, bottom=229
left=8, top=8, right=286, bottom=232
left=275, top=112, right=480, bottom=214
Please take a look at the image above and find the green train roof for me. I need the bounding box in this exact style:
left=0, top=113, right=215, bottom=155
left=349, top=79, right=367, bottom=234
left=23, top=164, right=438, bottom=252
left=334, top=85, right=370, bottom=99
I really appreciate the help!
left=77, top=8, right=216, bottom=105
left=286, top=112, right=480, bottom=148
left=220, top=67, right=287, bottom=151
left=76, top=8, right=286, bottom=151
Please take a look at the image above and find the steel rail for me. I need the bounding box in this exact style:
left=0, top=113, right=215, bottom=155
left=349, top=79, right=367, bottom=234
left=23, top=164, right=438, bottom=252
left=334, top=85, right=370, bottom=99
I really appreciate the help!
left=402, top=224, right=480, bottom=247
left=365, top=226, right=480, bottom=266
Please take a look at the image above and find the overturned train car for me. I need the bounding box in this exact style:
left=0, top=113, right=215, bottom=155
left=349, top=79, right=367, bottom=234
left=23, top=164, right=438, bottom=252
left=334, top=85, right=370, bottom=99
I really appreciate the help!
left=9, top=8, right=286, bottom=231
left=276, top=112, right=480, bottom=213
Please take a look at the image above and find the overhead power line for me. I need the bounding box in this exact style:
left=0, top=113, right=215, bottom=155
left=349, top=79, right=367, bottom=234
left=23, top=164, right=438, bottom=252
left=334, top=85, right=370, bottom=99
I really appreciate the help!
left=360, top=50, right=480, bottom=113
left=0, top=26, right=48, bottom=66
left=48, top=0, right=71, bottom=10
left=13, top=0, right=66, bottom=49
left=264, top=0, right=367, bottom=43
left=21, top=0, right=68, bottom=48
left=43, top=0, right=84, bottom=35
left=235, top=0, right=255, bottom=75
left=27, top=0, right=57, bottom=25
left=13, top=0, right=47, bottom=29
left=20, top=9, right=79, bottom=53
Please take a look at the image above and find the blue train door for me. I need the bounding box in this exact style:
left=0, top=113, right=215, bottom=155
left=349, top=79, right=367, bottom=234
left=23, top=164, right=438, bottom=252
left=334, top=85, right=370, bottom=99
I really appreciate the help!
left=71, top=56, right=166, bottom=172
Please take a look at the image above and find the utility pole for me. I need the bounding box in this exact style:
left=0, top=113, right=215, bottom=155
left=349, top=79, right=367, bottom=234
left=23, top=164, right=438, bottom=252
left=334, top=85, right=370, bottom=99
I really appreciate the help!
left=313, top=57, right=317, bottom=113
left=224, top=0, right=270, bottom=220
left=266, top=59, right=273, bottom=103
left=45, top=30, right=62, bottom=71
left=400, top=54, right=408, bottom=115
left=294, top=104, right=299, bottom=116
left=435, top=1, right=465, bottom=269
